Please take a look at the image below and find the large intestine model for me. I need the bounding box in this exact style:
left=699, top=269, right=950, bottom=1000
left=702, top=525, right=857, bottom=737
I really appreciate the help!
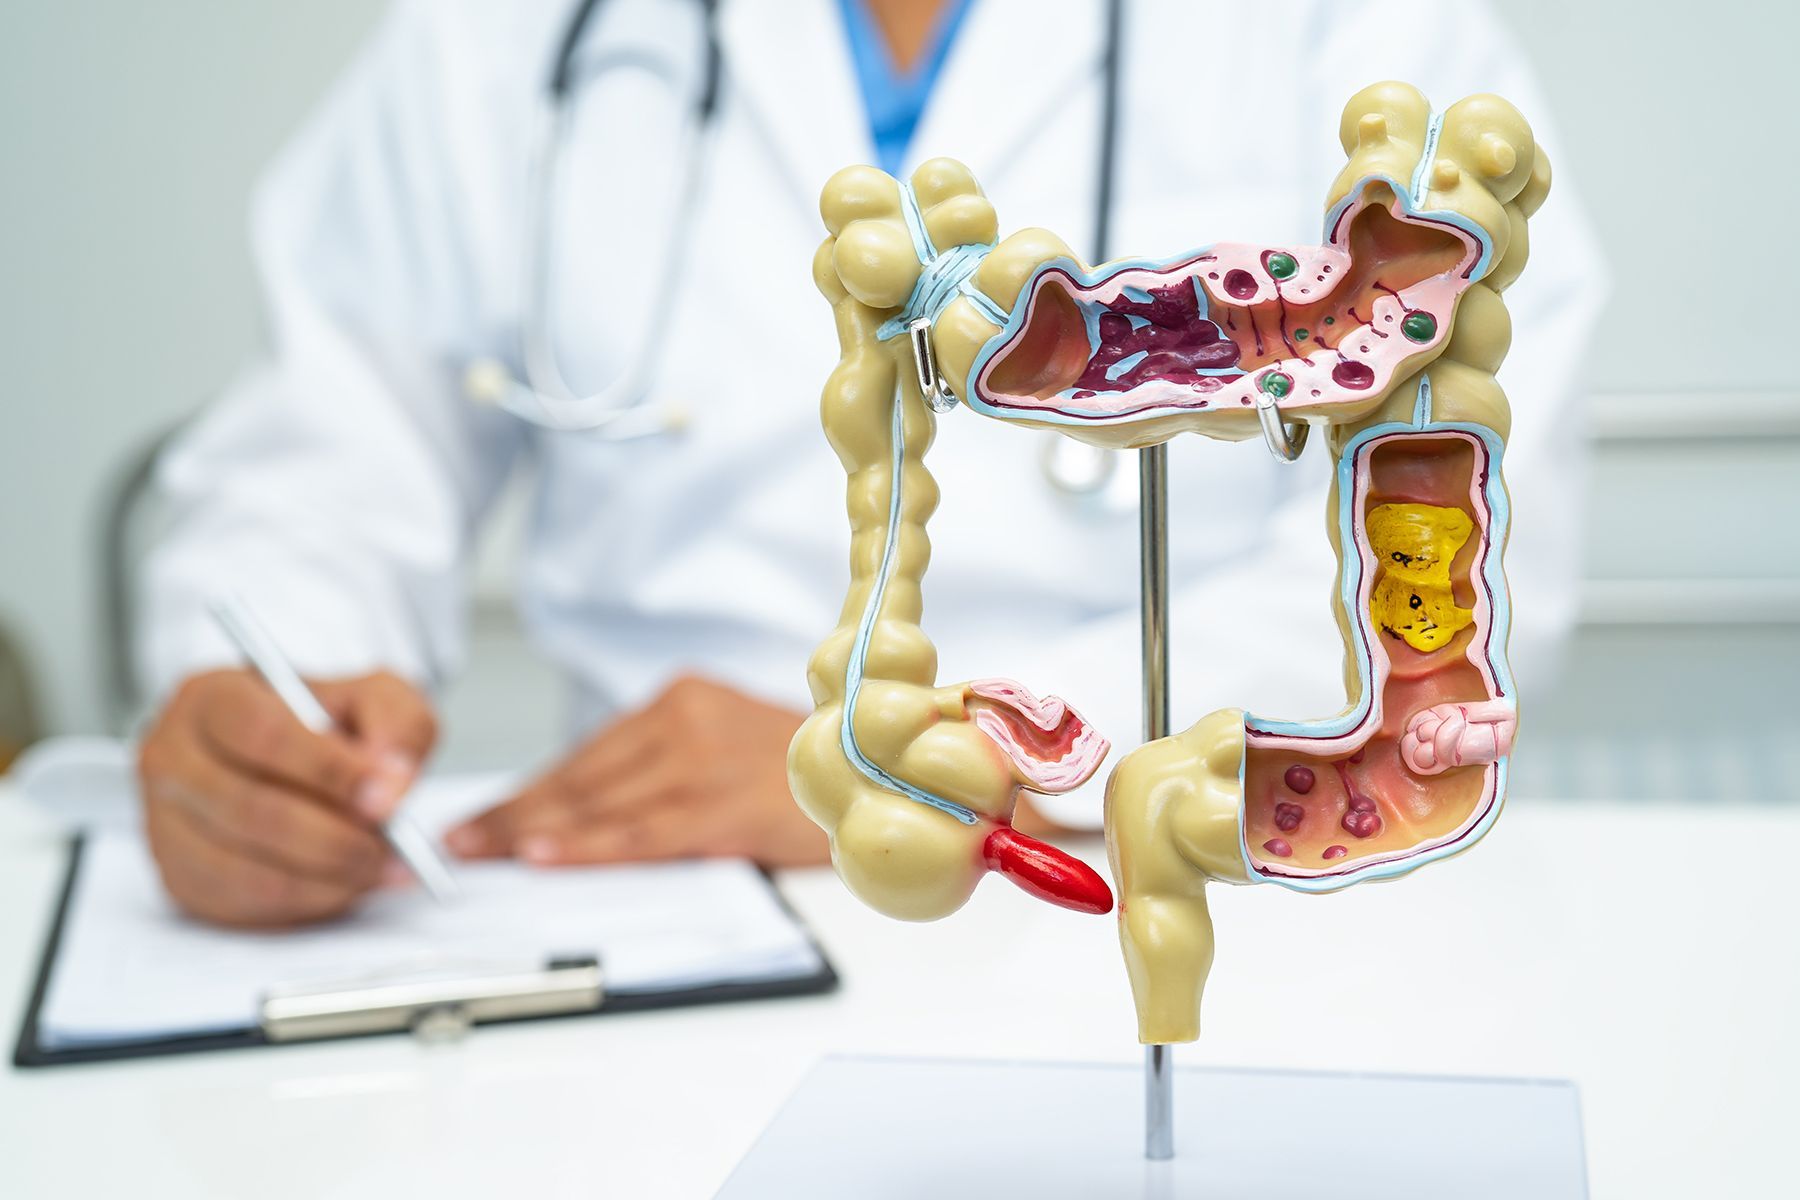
left=788, top=82, right=1548, bottom=1043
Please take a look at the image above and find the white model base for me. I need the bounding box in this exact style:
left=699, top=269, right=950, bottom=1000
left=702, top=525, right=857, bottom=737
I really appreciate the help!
left=715, top=1055, right=1587, bottom=1199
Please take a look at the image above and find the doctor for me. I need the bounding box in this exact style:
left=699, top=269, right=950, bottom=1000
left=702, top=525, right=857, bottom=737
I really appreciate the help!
left=135, top=0, right=1604, bottom=927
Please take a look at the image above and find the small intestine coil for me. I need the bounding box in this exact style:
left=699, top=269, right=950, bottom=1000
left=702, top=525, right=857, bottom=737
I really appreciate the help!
left=789, top=82, right=1547, bottom=1046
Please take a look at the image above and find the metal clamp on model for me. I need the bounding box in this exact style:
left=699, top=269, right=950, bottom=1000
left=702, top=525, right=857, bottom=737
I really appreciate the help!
left=259, top=956, right=604, bottom=1044
left=1254, top=389, right=1309, bottom=463
left=907, top=317, right=958, bottom=413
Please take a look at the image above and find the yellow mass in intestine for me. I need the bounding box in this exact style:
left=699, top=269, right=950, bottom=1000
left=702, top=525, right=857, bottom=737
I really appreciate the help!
left=1367, top=502, right=1474, bottom=652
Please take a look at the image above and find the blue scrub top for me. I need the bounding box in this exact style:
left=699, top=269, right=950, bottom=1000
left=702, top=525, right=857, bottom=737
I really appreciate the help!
left=836, top=0, right=977, bottom=177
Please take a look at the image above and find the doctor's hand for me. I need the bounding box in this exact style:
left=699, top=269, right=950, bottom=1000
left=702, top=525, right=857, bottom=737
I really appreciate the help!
left=446, top=675, right=828, bottom=869
left=137, top=668, right=438, bottom=928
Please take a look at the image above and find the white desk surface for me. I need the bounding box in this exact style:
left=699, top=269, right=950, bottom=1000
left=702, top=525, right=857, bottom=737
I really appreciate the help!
left=2, top=787, right=1794, bottom=1199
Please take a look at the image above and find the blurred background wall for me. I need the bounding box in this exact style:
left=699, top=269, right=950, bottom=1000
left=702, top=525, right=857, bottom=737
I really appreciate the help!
left=3, top=1, right=1796, bottom=793
left=1, top=2, right=387, bottom=766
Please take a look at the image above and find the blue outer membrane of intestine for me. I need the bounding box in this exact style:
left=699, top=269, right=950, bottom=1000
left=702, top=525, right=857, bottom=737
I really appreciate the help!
left=837, top=392, right=981, bottom=826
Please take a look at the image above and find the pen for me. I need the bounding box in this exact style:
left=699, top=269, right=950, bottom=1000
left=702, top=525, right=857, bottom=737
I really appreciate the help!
left=207, top=594, right=459, bottom=903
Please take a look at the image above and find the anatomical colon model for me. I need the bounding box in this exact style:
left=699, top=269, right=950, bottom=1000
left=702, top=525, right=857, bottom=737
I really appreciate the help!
left=789, top=82, right=1547, bottom=1043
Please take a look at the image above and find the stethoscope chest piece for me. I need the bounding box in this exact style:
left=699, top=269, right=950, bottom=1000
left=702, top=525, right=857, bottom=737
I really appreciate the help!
left=1039, top=433, right=1121, bottom=497
left=464, top=356, right=689, bottom=440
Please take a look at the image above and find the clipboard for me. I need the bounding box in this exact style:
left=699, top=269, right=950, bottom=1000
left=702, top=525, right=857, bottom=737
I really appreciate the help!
left=12, top=835, right=839, bottom=1068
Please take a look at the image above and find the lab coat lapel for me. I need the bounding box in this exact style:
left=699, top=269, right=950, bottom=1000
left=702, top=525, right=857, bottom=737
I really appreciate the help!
left=905, top=0, right=1102, bottom=187
left=719, top=0, right=873, bottom=205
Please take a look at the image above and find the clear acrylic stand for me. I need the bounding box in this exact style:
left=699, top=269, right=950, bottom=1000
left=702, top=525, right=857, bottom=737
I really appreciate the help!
left=715, top=1056, right=1588, bottom=1199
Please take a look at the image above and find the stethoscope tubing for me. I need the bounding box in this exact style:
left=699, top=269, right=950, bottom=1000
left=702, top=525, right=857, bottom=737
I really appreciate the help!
left=506, top=0, right=1128, bottom=496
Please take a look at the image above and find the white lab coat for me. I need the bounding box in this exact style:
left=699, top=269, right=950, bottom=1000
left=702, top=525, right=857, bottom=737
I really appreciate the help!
left=143, top=0, right=1606, bottom=827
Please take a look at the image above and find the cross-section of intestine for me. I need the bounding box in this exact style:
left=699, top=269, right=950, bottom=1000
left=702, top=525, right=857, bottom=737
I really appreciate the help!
left=967, top=194, right=1479, bottom=442
left=1239, top=427, right=1513, bottom=886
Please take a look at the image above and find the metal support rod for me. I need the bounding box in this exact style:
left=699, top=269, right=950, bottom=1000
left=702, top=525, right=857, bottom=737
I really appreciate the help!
left=1145, top=1042, right=1174, bottom=1162
left=1139, top=444, right=1170, bottom=741
left=1139, top=443, right=1174, bottom=1162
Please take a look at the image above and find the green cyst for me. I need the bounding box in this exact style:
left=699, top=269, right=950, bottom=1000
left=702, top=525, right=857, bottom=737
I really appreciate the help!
left=1261, top=372, right=1293, bottom=398
left=1323, top=316, right=1335, bottom=326
left=1401, top=311, right=1438, bottom=343
left=1266, top=252, right=1298, bottom=280
left=1295, top=328, right=1310, bottom=341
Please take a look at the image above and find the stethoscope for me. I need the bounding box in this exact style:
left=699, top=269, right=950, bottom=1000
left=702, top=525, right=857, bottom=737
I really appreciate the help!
left=469, top=0, right=1127, bottom=495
